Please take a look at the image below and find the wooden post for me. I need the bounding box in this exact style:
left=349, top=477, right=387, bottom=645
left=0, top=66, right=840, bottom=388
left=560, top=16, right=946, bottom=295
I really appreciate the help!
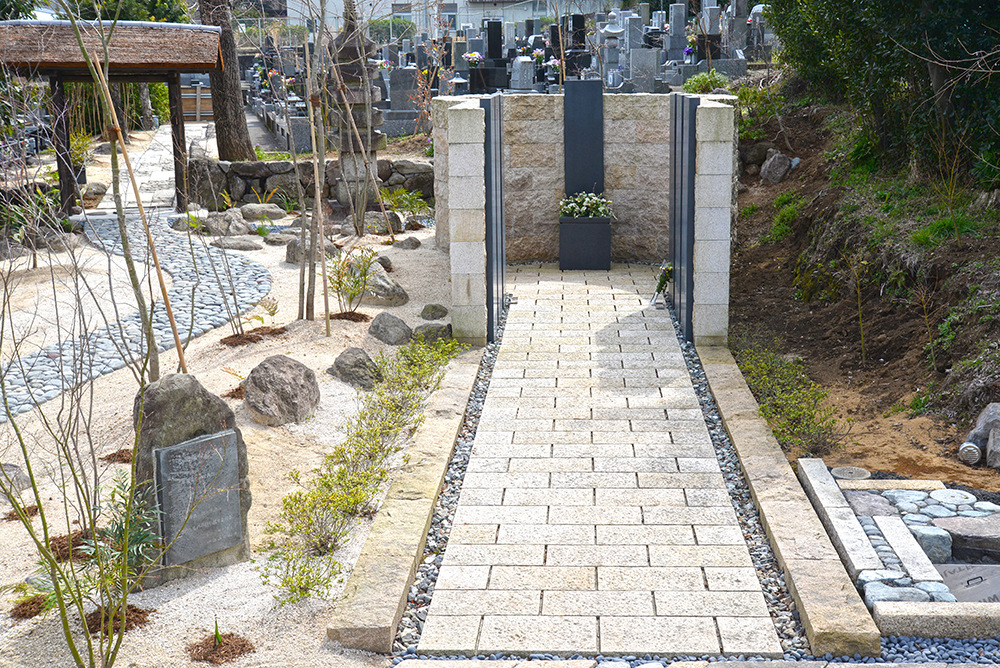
left=168, top=72, right=189, bottom=213
left=50, top=77, right=75, bottom=214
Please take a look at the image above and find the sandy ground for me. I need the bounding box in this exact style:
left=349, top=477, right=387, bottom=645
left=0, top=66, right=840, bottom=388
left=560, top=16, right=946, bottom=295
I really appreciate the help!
left=0, top=214, right=449, bottom=667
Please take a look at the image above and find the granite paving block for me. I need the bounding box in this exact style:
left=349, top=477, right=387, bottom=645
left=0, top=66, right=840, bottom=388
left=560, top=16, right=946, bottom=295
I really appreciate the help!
left=417, top=615, right=481, bottom=652
left=496, top=524, right=595, bottom=545
left=427, top=589, right=541, bottom=616
left=599, top=616, right=720, bottom=655
left=716, top=615, right=784, bottom=657
left=653, top=589, right=769, bottom=616
left=503, top=488, right=593, bottom=506
left=490, top=565, right=597, bottom=590
left=597, top=524, right=696, bottom=545
left=648, top=545, right=754, bottom=567
left=549, top=505, right=643, bottom=525
left=705, top=566, right=762, bottom=591
left=546, top=544, right=649, bottom=566
left=598, top=566, right=704, bottom=590
left=442, top=544, right=546, bottom=566
left=543, top=590, right=654, bottom=615
left=478, top=615, right=599, bottom=654
left=874, top=515, right=944, bottom=582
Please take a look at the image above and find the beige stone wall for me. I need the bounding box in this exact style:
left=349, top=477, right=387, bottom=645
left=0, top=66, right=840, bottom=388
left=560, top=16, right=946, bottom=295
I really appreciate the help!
left=502, top=93, right=671, bottom=264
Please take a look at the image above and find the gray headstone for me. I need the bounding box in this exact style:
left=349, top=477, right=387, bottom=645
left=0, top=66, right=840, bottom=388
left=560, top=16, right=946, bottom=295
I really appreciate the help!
left=630, top=48, right=660, bottom=92
left=669, top=3, right=685, bottom=35
left=469, top=37, right=485, bottom=54
left=453, top=41, right=469, bottom=71
left=389, top=68, right=420, bottom=111
left=156, top=431, right=243, bottom=567
left=626, top=16, right=643, bottom=53
left=706, top=6, right=721, bottom=35
left=511, top=56, right=535, bottom=90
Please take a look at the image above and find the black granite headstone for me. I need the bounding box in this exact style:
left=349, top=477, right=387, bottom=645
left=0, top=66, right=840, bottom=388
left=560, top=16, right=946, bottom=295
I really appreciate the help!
left=549, top=23, right=561, bottom=51
left=524, top=19, right=536, bottom=37
left=156, top=430, right=242, bottom=567
left=563, top=79, right=604, bottom=196
left=486, top=20, right=503, bottom=59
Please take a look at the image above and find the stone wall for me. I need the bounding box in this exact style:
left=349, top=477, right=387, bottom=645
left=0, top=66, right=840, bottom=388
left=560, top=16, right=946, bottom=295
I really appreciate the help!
left=502, top=93, right=673, bottom=264
left=188, top=157, right=433, bottom=212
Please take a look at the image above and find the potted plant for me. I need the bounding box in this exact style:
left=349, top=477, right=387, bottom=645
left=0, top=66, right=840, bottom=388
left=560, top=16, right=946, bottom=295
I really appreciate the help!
left=69, top=129, right=91, bottom=185
left=558, top=192, right=614, bottom=271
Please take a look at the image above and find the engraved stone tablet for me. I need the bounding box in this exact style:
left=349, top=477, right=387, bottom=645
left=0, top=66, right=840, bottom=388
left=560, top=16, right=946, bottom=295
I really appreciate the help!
left=155, top=430, right=243, bottom=566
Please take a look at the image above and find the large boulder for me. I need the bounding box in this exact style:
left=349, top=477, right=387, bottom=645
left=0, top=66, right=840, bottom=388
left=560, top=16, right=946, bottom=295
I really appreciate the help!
left=909, top=525, right=952, bottom=563
left=412, top=322, right=452, bottom=343
left=264, top=171, right=299, bottom=201
left=0, top=463, right=31, bottom=503
left=202, top=208, right=252, bottom=236
left=211, top=238, right=263, bottom=251
left=395, top=236, right=421, bottom=250
left=244, top=355, right=321, bottom=426
left=241, top=203, right=285, bottom=221
left=760, top=152, right=792, bottom=184
left=360, top=265, right=409, bottom=307
left=132, top=374, right=251, bottom=584
left=369, top=312, right=412, bottom=345
left=393, top=159, right=433, bottom=175
left=739, top=141, right=776, bottom=166
left=965, top=403, right=1000, bottom=467
left=328, top=347, right=383, bottom=391
left=420, top=304, right=448, bottom=320
left=284, top=237, right=338, bottom=264
left=933, top=514, right=1000, bottom=561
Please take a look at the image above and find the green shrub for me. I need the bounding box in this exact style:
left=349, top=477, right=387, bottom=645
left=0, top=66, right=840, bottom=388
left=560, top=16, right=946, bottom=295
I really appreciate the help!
left=682, top=69, right=728, bottom=95
left=911, top=213, right=978, bottom=247
left=259, top=338, right=466, bottom=605
left=731, top=328, right=844, bottom=455
left=762, top=193, right=803, bottom=243
left=739, top=203, right=760, bottom=219
left=736, top=84, right=785, bottom=142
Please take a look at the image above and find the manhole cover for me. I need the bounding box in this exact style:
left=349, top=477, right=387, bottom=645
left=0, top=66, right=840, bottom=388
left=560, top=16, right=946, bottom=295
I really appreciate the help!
left=832, top=466, right=871, bottom=480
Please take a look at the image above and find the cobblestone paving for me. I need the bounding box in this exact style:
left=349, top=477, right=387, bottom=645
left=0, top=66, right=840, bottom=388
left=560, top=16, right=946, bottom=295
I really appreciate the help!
left=418, top=265, right=783, bottom=658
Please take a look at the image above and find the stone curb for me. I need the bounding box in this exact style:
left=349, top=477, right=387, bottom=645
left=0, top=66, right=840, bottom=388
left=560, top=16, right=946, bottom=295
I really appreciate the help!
left=327, top=348, right=484, bottom=653
left=697, top=346, right=881, bottom=658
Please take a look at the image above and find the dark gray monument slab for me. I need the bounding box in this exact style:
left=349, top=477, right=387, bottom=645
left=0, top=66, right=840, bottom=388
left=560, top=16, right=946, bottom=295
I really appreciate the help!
left=156, top=430, right=243, bottom=566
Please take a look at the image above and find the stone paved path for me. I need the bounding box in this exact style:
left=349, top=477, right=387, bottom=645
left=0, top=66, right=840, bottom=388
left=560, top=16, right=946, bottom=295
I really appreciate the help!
left=418, top=265, right=782, bottom=658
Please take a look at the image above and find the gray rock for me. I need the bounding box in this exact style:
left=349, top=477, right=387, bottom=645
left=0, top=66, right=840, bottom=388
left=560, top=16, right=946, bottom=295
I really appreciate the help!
left=361, top=266, right=409, bottom=307
left=365, top=211, right=405, bottom=235
left=376, top=255, right=392, bottom=271
left=369, top=312, right=412, bottom=345
left=934, top=514, right=1000, bottom=561
left=896, top=501, right=920, bottom=514
left=975, top=501, right=1000, bottom=513
left=931, top=592, right=958, bottom=602
left=402, top=173, right=434, bottom=198
left=760, top=152, right=793, bottom=184
left=38, top=232, right=84, bottom=252
left=376, top=158, right=393, bottom=182
left=395, top=236, right=421, bottom=250
left=328, top=347, right=383, bottom=391
left=263, top=233, right=297, bottom=246
left=844, top=490, right=899, bottom=517
left=914, top=581, right=951, bottom=594
left=0, top=463, right=31, bottom=502
left=930, top=488, right=978, bottom=505
left=267, top=160, right=294, bottom=174
left=230, top=161, right=271, bottom=179
left=84, top=181, right=108, bottom=197
left=412, top=323, right=452, bottom=343
left=392, top=159, right=433, bottom=174
left=922, top=504, right=957, bottom=518
left=284, top=237, right=338, bottom=264
left=883, top=489, right=928, bottom=504
left=739, top=141, right=775, bottom=166
left=958, top=510, right=992, bottom=517
left=244, top=355, right=320, bottom=426
left=909, top=525, right=952, bottom=563
left=132, top=374, right=251, bottom=584
left=188, top=159, right=227, bottom=211
left=903, top=513, right=933, bottom=524
left=240, top=203, right=286, bottom=222
left=863, top=581, right=930, bottom=609
left=211, top=238, right=263, bottom=251
left=201, top=208, right=251, bottom=236
left=856, top=569, right=907, bottom=587
left=264, top=171, right=299, bottom=200
left=420, top=304, right=448, bottom=320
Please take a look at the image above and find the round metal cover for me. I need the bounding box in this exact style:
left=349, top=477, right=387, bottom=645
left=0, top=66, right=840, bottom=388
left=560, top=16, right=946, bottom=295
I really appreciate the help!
left=831, top=466, right=871, bottom=480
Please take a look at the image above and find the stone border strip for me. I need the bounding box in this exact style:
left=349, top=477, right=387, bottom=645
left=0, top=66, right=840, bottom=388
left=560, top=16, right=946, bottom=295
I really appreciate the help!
left=398, top=662, right=598, bottom=668
left=873, top=601, right=1000, bottom=637
left=797, top=458, right=882, bottom=579
left=872, top=516, right=942, bottom=583
left=697, top=346, right=880, bottom=657
left=327, top=349, right=483, bottom=653
left=838, top=480, right=945, bottom=491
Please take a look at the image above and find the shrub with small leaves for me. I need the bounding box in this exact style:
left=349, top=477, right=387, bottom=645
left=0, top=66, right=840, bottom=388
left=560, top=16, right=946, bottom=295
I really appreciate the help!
left=559, top=192, right=614, bottom=219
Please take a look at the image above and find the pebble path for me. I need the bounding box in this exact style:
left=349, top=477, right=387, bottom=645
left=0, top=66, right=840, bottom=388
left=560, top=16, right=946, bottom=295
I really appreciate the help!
left=0, top=124, right=271, bottom=421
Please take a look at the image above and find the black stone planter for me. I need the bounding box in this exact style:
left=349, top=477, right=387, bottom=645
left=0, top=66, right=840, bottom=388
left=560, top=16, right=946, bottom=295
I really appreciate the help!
left=559, top=216, right=611, bottom=270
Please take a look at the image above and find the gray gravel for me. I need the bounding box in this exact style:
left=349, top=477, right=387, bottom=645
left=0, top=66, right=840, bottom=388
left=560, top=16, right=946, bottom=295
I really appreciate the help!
left=0, top=211, right=271, bottom=422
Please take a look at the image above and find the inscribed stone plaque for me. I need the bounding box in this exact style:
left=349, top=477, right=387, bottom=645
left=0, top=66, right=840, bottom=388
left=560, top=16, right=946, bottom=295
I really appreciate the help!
left=155, top=430, right=243, bottom=566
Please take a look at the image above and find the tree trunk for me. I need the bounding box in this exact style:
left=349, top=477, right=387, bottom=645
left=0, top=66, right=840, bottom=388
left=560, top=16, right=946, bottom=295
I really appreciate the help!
left=199, top=0, right=255, bottom=161
left=139, top=82, right=154, bottom=130
left=109, top=83, right=130, bottom=144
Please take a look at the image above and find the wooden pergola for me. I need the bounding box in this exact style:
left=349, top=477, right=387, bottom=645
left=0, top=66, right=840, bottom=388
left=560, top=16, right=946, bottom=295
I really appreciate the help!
left=0, top=20, right=223, bottom=213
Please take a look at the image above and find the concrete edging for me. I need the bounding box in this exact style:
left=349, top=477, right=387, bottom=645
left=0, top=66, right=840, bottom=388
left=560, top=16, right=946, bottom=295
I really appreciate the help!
left=697, top=346, right=881, bottom=657
left=326, top=348, right=484, bottom=653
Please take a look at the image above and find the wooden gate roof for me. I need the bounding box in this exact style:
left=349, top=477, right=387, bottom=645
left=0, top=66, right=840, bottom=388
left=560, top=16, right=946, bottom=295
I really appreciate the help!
left=0, top=20, right=222, bottom=77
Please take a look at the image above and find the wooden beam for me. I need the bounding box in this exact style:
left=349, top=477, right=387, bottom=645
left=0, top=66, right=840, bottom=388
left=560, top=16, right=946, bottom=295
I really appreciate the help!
left=168, top=72, right=188, bottom=213
left=49, top=77, right=75, bottom=215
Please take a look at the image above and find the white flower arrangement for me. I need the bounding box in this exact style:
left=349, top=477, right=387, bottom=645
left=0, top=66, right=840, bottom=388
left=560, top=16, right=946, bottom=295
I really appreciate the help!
left=559, top=192, right=614, bottom=219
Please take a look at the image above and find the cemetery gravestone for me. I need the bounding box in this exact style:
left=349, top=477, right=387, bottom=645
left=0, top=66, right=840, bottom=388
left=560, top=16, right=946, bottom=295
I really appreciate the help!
left=390, top=68, right=420, bottom=111
left=511, top=56, right=534, bottom=90
left=631, top=48, right=660, bottom=92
